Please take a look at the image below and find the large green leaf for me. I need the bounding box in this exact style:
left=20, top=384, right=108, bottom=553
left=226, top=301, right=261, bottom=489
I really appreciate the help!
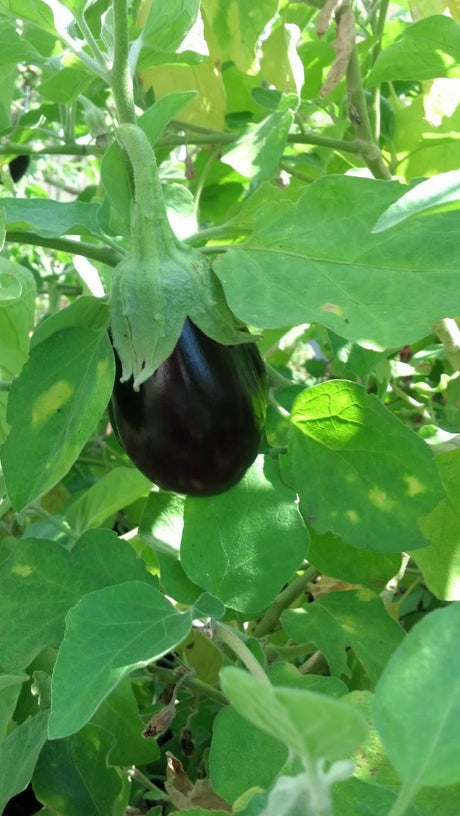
left=2, top=325, right=114, bottom=511
left=0, top=711, right=49, bottom=813
left=180, top=456, right=308, bottom=615
left=280, top=381, right=445, bottom=552
left=0, top=20, right=42, bottom=63
left=0, top=529, right=154, bottom=671
left=33, top=724, right=129, bottom=816
left=214, top=175, right=460, bottom=349
left=282, top=590, right=404, bottom=686
left=209, top=707, right=287, bottom=804
left=201, top=0, right=279, bottom=73
left=367, top=15, right=460, bottom=85
left=374, top=603, right=460, bottom=788
left=2, top=198, right=100, bottom=237
left=0, top=259, right=36, bottom=444
left=48, top=581, right=192, bottom=738
left=413, top=449, right=460, bottom=600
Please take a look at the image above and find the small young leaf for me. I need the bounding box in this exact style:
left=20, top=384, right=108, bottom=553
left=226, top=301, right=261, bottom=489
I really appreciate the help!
left=49, top=581, right=192, bottom=738
left=374, top=603, right=460, bottom=788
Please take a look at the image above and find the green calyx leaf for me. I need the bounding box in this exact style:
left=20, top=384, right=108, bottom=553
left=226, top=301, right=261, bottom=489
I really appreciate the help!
left=110, top=123, right=248, bottom=389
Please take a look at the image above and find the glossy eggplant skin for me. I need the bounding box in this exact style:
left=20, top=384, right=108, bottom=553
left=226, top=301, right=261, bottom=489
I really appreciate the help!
left=110, top=319, right=268, bottom=496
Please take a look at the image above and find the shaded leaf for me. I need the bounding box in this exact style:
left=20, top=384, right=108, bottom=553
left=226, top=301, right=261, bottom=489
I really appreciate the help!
left=209, top=706, right=287, bottom=804
left=282, top=589, right=404, bottom=685
left=181, top=456, right=308, bottom=615
left=34, top=723, right=128, bottom=816
left=0, top=529, right=153, bottom=671
left=0, top=711, right=49, bottom=814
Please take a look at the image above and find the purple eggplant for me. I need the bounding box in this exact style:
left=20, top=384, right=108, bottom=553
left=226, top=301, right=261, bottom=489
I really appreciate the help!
left=110, top=319, right=268, bottom=496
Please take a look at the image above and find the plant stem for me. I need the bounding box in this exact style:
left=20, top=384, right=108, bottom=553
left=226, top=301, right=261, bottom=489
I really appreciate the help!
left=252, top=568, right=317, bottom=638
left=0, top=143, right=103, bottom=156
left=110, top=0, right=137, bottom=124
left=5, top=232, right=122, bottom=267
left=346, top=45, right=391, bottom=180
left=433, top=318, right=460, bottom=372
left=149, top=665, right=228, bottom=705
left=75, top=11, right=108, bottom=73
left=29, top=503, right=79, bottom=542
left=213, top=622, right=269, bottom=683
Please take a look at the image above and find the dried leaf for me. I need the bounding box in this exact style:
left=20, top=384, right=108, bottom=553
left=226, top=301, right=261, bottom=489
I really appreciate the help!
left=165, top=752, right=232, bottom=812
left=320, top=7, right=355, bottom=97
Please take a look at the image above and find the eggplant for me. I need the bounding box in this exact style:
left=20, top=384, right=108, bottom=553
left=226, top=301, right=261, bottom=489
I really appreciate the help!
left=110, top=319, right=268, bottom=496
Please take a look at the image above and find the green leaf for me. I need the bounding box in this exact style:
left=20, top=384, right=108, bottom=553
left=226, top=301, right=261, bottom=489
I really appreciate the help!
left=280, top=381, right=445, bottom=552
left=214, top=175, right=460, bottom=349
left=201, top=0, right=279, bottom=74
left=30, top=296, right=110, bottom=347
left=2, top=198, right=100, bottom=238
left=414, top=783, right=460, bottom=816
left=209, top=707, right=288, bottom=804
left=282, top=589, right=404, bottom=685
left=65, top=467, right=151, bottom=534
left=39, top=66, right=90, bottom=103
left=0, top=0, right=57, bottom=35
left=138, top=91, right=198, bottom=144
left=0, top=529, right=153, bottom=671
left=220, top=667, right=368, bottom=761
left=268, top=662, right=348, bottom=699
left=139, top=0, right=200, bottom=60
left=367, top=15, right=460, bottom=85
left=414, top=449, right=460, bottom=600
left=33, top=724, right=129, bottom=816
left=222, top=110, right=294, bottom=180
left=0, top=260, right=36, bottom=445
left=373, top=603, right=460, bottom=788
left=373, top=170, right=460, bottom=233
left=2, top=325, right=114, bottom=511
left=48, top=581, right=192, bottom=738
left=0, top=20, right=41, bottom=63
left=0, top=711, right=49, bottom=813
left=180, top=456, right=308, bottom=615
left=332, top=777, right=418, bottom=815
left=139, top=491, right=202, bottom=605
left=0, top=673, right=29, bottom=740
left=88, top=678, right=160, bottom=766
left=307, top=529, right=401, bottom=592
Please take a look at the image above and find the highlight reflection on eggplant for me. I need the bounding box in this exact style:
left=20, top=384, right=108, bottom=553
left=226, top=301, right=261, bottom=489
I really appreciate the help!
left=110, top=319, right=268, bottom=496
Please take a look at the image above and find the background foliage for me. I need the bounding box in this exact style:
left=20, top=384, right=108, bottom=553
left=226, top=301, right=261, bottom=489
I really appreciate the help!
left=1, top=0, right=460, bottom=815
